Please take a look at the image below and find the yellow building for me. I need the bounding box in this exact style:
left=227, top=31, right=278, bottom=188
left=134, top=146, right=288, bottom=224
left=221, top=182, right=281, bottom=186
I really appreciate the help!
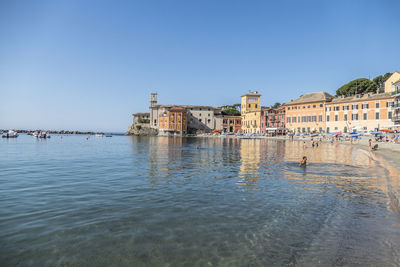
left=325, top=93, right=394, bottom=133
left=384, top=71, right=400, bottom=93
left=241, top=91, right=262, bottom=134
left=284, top=91, right=334, bottom=133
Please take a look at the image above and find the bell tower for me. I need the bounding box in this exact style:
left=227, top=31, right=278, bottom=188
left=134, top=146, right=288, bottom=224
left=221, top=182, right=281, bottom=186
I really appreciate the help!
left=150, top=92, right=157, bottom=107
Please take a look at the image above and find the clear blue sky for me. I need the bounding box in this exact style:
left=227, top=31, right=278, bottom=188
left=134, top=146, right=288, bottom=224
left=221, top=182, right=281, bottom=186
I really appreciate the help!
left=1, top=0, right=399, bottom=132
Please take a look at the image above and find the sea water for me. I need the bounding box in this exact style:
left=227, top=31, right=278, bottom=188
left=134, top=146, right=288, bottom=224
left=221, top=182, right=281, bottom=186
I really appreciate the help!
left=1, top=135, right=400, bottom=266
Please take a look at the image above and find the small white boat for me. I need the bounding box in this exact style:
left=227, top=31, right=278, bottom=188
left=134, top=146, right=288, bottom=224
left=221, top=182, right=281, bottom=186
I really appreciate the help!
left=95, top=133, right=104, bottom=137
left=34, top=131, right=51, bottom=138
left=2, top=130, right=19, bottom=138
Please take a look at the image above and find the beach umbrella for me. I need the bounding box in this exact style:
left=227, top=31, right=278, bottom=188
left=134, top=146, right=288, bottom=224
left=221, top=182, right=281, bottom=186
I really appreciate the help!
left=335, top=132, right=342, bottom=135
left=380, top=128, right=394, bottom=133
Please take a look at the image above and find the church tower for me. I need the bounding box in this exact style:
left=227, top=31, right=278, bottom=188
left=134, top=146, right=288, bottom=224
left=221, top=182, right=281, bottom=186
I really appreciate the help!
left=150, top=92, right=158, bottom=128
left=150, top=92, right=158, bottom=107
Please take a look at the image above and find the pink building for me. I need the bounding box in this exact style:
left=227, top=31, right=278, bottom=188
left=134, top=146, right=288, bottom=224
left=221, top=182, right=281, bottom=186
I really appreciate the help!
left=261, top=106, right=286, bottom=135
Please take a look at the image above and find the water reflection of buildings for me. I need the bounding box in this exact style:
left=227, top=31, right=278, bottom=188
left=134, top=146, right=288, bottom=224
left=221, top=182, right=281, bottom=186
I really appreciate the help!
left=148, top=136, right=185, bottom=185
left=238, top=139, right=262, bottom=190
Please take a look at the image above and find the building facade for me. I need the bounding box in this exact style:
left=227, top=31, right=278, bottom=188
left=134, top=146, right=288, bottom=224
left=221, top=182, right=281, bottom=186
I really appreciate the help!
left=392, top=79, right=400, bottom=125
left=284, top=91, right=334, bottom=133
left=261, top=106, right=286, bottom=135
left=148, top=93, right=221, bottom=134
left=325, top=93, right=394, bottom=133
left=222, top=116, right=241, bottom=133
left=384, top=71, right=400, bottom=93
left=158, top=107, right=187, bottom=135
left=241, top=91, right=262, bottom=134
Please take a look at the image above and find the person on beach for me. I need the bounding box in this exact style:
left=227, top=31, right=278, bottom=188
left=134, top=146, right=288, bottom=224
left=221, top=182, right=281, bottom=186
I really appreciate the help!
left=312, top=141, right=315, bottom=148
left=300, top=156, right=307, bottom=166
left=303, top=141, right=306, bottom=148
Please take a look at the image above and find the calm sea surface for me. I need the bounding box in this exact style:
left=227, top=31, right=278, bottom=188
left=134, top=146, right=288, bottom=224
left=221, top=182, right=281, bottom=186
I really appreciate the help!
left=1, top=134, right=400, bottom=266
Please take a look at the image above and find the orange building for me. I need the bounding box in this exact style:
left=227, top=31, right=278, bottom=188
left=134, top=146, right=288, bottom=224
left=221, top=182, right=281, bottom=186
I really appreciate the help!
left=158, top=107, right=187, bottom=135
left=222, top=115, right=241, bottom=133
left=284, top=91, right=334, bottom=133
left=325, top=93, right=395, bottom=133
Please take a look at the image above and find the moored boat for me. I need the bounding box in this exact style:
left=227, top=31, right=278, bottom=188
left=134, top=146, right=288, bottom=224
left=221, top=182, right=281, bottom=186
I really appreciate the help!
left=2, top=130, right=19, bottom=138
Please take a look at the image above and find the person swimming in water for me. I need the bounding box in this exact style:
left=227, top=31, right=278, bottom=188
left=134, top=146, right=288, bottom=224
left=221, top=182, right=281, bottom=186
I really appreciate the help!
left=299, top=156, right=307, bottom=166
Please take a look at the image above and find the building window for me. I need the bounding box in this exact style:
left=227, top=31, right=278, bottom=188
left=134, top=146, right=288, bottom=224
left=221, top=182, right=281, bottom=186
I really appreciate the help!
left=288, top=107, right=291, bottom=110
left=313, top=104, right=316, bottom=108
left=287, top=117, right=291, bottom=123
left=255, top=104, right=258, bottom=108
left=334, top=106, right=340, bottom=111
left=312, top=116, right=317, bottom=122
left=363, top=113, right=367, bottom=120
left=376, top=102, right=380, bottom=108
left=352, top=104, right=358, bottom=110
left=308, top=105, right=311, bottom=108
left=344, top=114, right=347, bottom=121
left=327, top=127, right=330, bottom=133
left=199, top=113, right=201, bottom=116
left=389, top=111, right=392, bottom=119
left=320, top=104, right=323, bottom=107
left=319, top=115, right=322, bottom=122
left=352, top=114, right=359, bottom=120
left=208, top=113, right=210, bottom=116
left=327, top=115, right=330, bottom=122
left=248, top=104, right=251, bottom=108
left=376, top=112, right=380, bottom=119
left=199, top=119, right=202, bottom=122
left=293, top=117, right=297, bottom=123
left=303, top=106, right=306, bottom=109
left=208, top=119, right=211, bottom=123
left=335, top=115, right=338, bottom=121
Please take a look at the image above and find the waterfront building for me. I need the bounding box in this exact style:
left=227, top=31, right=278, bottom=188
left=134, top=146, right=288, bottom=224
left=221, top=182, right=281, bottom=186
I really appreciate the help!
left=384, top=71, right=400, bottom=93
left=241, top=91, right=262, bottom=134
left=132, top=112, right=150, bottom=125
left=284, top=91, right=334, bottom=133
left=222, top=115, right=241, bottom=133
left=158, top=107, right=187, bottom=135
left=325, top=93, right=394, bottom=133
left=261, top=106, right=286, bottom=135
left=392, top=79, right=400, bottom=125
left=148, top=93, right=221, bottom=134
left=128, top=112, right=150, bottom=132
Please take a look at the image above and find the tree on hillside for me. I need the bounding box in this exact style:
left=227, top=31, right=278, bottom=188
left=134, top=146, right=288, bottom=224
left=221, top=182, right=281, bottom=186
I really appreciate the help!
left=272, top=102, right=281, bottom=108
left=373, top=72, right=392, bottom=92
left=336, top=78, right=378, bottom=96
left=221, top=108, right=241, bottom=116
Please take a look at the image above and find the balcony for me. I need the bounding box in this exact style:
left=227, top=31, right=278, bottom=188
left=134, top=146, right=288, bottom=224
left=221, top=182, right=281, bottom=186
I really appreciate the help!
left=391, top=90, right=400, bottom=96
left=392, top=116, right=400, bottom=122
left=392, top=103, right=400, bottom=109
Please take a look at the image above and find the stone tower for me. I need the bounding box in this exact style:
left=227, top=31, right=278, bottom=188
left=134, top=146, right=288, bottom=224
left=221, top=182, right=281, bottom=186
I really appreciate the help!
left=150, top=92, right=158, bottom=107
left=150, top=92, right=158, bottom=128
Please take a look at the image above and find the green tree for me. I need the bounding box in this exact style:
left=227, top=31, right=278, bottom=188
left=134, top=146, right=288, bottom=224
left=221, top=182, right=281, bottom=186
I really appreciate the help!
left=336, top=78, right=378, bottom=96
left=373, top=72, right=392, bottom=93
left=221, top=108, right=241, bottom=116
left=383, top=72, right=393, bottom=81
left=272, top=102, right=281, bottom=108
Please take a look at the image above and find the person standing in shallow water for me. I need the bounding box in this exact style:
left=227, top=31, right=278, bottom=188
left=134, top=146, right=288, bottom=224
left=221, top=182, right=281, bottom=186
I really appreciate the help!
left=300, top=156, right=307, bottom=166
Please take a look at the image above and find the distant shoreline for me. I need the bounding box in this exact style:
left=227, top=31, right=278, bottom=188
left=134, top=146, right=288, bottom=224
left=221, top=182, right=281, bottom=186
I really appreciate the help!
left=0, top=129, right=109, bottom=135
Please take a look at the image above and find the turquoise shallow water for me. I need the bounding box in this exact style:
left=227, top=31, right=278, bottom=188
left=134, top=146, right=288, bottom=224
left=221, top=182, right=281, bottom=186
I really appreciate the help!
left=1, top=134, right=400, bottom=266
